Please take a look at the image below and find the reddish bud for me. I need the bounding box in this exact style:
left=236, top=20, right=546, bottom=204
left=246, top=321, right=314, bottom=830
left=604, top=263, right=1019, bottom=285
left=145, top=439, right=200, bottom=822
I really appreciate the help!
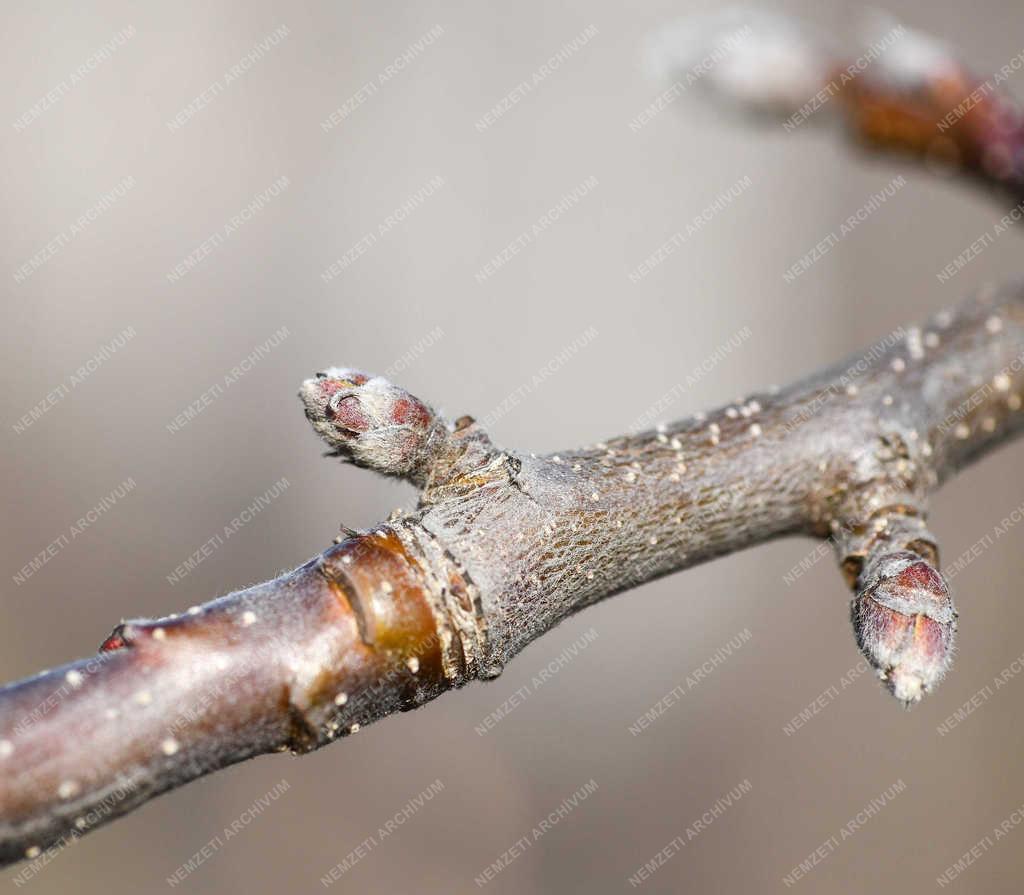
left=298, top=368, right=443, bottom=484
left=99, top=632, right=127, bottom=652
left=852, top=551, right=956, bottom=706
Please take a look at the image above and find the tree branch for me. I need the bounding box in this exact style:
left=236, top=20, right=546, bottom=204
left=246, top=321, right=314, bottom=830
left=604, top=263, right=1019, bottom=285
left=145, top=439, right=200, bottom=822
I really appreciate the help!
left=5, top=9, right=1024, bottom=870
left=4, top=284, right=1024, bottom=865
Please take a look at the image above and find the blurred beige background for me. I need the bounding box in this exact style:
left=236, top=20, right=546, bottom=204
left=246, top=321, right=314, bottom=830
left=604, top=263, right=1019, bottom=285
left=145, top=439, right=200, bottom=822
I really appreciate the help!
left=3, top=1, right=1024, bottom=892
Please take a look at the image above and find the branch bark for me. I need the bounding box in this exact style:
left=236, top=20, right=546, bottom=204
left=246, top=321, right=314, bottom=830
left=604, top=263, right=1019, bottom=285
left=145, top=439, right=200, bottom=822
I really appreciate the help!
left=4, top=285, right=1024, bottom=865
left=4, top=11, right=1024, bottom=870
